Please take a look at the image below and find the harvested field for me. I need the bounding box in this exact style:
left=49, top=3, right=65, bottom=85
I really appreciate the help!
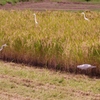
left=0, top=60, right=100, bottom=100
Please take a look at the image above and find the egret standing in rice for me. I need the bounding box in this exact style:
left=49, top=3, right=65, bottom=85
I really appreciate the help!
left=33, top=13, right=38, bottom=25
left=81, top=12, right=90, bottom=21
left=0, top=44, right=7, bottom=51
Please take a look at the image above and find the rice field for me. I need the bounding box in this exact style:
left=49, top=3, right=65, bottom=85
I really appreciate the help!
left=0, top=10, right=100, bottom=75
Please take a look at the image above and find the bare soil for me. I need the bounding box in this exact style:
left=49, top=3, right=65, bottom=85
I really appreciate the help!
left=0, top=1, right=100, bottom=11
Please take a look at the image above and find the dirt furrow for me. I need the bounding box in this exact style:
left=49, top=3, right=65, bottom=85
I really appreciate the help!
left=0, top=74, right=99, bottom=99
left=0, top=2, right=100, bottom=11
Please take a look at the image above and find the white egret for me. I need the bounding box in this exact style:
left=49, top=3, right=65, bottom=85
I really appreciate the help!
left=0, top=44, right=7, bottom=51
left=81, top=12, right=90, bottom=21
left=33, top=13, right=38, bottom=25
left=77, top=64, right=96, bottom=70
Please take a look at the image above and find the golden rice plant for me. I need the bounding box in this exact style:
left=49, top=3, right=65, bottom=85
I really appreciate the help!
left=0, top=10, right=100, bottom=74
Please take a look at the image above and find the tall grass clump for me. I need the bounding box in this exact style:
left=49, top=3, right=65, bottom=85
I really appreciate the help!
left=0, top=10, right=100, bottom=75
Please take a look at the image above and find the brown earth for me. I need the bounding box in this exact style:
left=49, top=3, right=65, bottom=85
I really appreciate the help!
left=0, top=1, right=100, bottom=11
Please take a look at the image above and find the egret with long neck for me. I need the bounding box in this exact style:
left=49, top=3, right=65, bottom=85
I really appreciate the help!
left=33, top=13, right=38, bottom=25
left=0, top=44, right=7, bottom=51
left=81, top=12, right=90, bottom=21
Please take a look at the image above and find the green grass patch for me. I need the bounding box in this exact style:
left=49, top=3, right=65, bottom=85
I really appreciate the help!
left=0, top=0, right=43, bottom=5
left=0, top=0, right=19, bottom=5
left=0, top=60, right=100, bottom=100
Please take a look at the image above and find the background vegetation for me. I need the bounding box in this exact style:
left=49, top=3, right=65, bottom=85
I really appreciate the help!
left=0, top=10, right=100, bottom=75
left=0, top=0, right=100, bottom=5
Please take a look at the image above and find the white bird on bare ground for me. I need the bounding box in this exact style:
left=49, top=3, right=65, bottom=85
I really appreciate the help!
left=0, top=44, right=7, bottom=51
left=77, top=64, right=96, bottom=70
left=33, top=13, right=38, bottom=25
left=81, top=12, right=90, bottom=21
